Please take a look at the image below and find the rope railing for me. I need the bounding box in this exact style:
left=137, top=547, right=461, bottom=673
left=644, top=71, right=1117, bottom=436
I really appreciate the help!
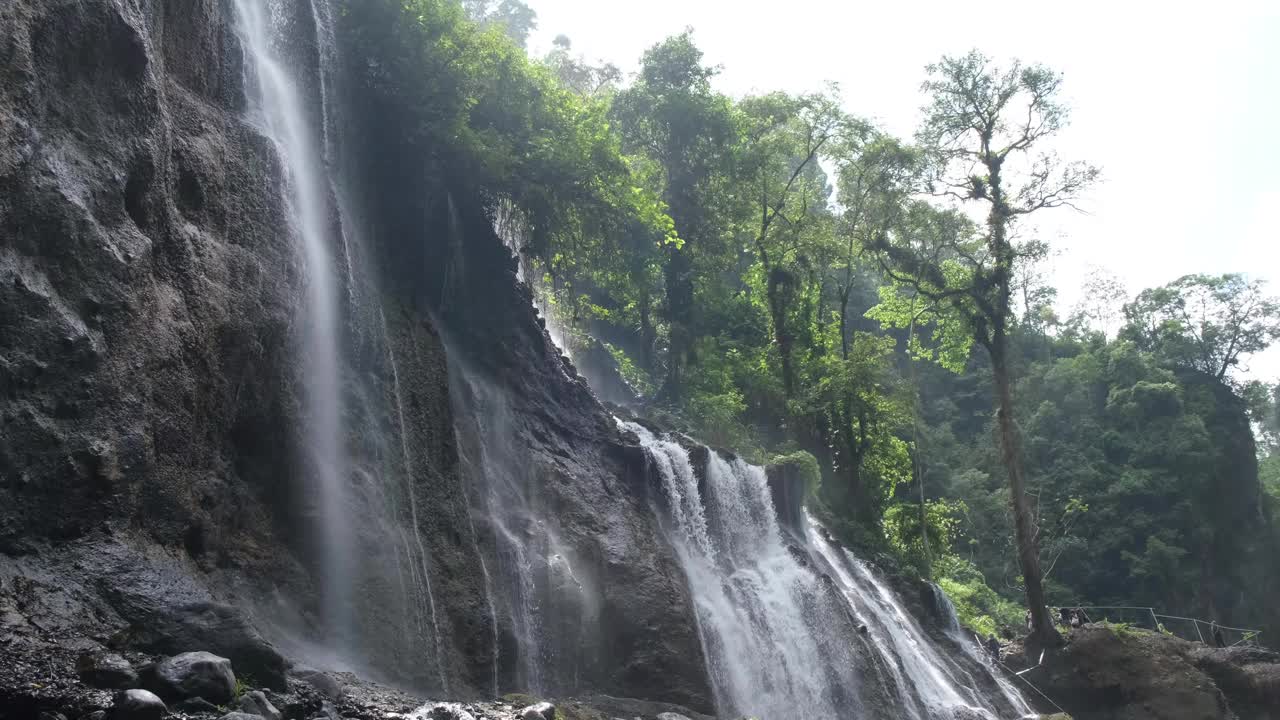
left=1059, top=605, right=1263, bottom=647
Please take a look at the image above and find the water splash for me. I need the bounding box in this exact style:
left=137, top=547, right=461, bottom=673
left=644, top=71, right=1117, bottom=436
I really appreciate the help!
left=232, top=0, right=352, bottom=643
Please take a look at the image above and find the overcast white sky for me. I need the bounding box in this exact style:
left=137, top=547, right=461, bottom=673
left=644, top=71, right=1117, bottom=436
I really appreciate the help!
left=525, top=0, right=1280, bottom=381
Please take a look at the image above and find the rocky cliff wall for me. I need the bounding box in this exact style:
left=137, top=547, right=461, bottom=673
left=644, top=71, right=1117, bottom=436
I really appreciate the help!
left=0, top=0, right=708, bottom=710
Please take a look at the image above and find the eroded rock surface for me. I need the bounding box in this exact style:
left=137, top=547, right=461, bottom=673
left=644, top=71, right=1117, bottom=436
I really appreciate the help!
left=1009, top=625, right=1280, bottom=720
left=1, top=0, right=706, bottom=710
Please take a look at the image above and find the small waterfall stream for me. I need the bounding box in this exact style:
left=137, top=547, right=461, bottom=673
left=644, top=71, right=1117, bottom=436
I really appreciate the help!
left=623, top=420, right=1032, bottom=720
left=232, top=0, right=353, bottom=643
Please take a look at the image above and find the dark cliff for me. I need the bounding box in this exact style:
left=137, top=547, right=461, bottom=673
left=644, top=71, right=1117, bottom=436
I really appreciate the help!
left=0, top=0, right=708, bottom=710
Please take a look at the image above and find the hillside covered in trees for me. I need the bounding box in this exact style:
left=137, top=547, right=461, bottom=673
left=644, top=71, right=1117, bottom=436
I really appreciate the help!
left=347, top=0, right=1280, bottom=642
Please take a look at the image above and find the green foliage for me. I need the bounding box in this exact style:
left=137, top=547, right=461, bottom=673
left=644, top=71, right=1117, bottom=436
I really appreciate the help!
left=604, top=342, right=656, bottom=397
left=1100, top=621, right=1142, bottom=640
left=770, top=450, right=823, bottom=501
left=884, top=498, right=965, bottom=577
left=937, top=570, right=1025, bottom=639
left=1122, top=274, right=1280, bottom=385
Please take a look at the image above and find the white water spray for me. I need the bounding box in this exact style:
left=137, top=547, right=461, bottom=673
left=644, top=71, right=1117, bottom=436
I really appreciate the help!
left=233, top=0, right=352, bottom=642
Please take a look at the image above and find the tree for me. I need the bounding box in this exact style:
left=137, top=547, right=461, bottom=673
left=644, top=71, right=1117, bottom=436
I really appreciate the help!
left=462, top=0, right=538, bottom=48
left=1068, top=266, right=1129, bottom=339
left=612, top=31, right=738, bottom=403
left=544, top=35, right=622, bottom=96
left=868, top=50, right=1099, bottom=645
left=1122, top=273, right=1280, bottom=384
left=739, top=89, right=845, bottom=399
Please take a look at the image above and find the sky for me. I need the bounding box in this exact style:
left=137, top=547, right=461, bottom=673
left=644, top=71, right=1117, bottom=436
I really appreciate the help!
left=524, top=0, right=1280, bottom=381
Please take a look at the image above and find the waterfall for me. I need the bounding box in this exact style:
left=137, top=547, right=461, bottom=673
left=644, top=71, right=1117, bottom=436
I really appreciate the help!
left=623, top=420, right=1032, bottom=720
left=232, top=0, right=352, bottom=643
left=623, top=421, right=861, bottom=719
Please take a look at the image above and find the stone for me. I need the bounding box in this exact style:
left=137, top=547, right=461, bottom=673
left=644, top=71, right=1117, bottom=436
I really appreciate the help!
left=175, top=697, right=223, bottom=714
left=656, top=714, right=692, bottom=720
left=426, top=703, right=476, bottom=720
left=110, top=689, right=166, bottom=720
left=519, top=702, right=556, bottom=720
left=83, top=713, right=108, bottom=720
left=237, top=690, right=281, bottom=720
left=38, top=712, right=67, bottom=720
left=291, top=667, right=344, bottom=700
left=115, top=603, right=288, bottom=691
left=77, top=651, right=138, bottom=689
left=217, top=714, right=266, bottom=720
left=148, top=651, right=236, bottom=704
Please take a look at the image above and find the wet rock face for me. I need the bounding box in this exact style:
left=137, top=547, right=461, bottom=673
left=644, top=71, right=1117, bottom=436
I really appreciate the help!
left=0, top=0, right=300, bottom=557
left=77, top=652, right=137, bottom=690
left=111, top=602, right=288, bottom=692
left=0, top=0, right=709, bottom=710
left=1011, top=625, right=1280, bottom=720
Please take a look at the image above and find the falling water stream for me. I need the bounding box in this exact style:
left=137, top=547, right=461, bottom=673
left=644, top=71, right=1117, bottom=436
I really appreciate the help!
left=232, top=0, right=352, bottom=644
left=622, top=420, right=1032, bottom=720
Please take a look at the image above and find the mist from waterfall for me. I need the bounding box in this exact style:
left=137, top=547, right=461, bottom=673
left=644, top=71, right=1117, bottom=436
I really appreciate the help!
left=623, top=420, right=1032, bottom=720
left=232, top=0, right=352, bottom=644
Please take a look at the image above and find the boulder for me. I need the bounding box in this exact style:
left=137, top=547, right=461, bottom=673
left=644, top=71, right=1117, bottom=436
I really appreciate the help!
left=656, top=714, right=692, bottom=720
left=519, top=702, right=556, bottom=720
left=77, top=652, right=138, bottom=689
left=110, top=689, right=166, bottom=720
left=148, top=651, right=236, bottom=704
left=217, top=714, right=266, bottom=720
left=291, top=667, right=344, bottom=700
left=113, top=603, right=288, bottom=691
left=237, top=690, right=282, bottom=720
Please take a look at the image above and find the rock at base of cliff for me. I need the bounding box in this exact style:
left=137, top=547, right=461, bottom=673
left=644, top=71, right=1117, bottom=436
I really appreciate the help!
left=238, top=690, right=282, bottom=720
left=77, top=652, right=138, bottom=689
left=145, top=651, right=236, bottom=705
left=426, top=703, right=477, bottom=720
left=518, top=702, right=556, bottom=720
left=114, top=603, right=288, bottom=691
left=110, top=689, right=166, bottom=720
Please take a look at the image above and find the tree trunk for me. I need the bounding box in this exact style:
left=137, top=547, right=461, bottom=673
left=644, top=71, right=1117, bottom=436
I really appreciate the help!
left=662, top=243, right=694, bottom=403
left=991, top=327, right=1060, bottom=646
left=984, top=155, right=1060, bottom=647
left=767, top=267, right=797, bottom=398
left=639, top=289, right=655, bottom=374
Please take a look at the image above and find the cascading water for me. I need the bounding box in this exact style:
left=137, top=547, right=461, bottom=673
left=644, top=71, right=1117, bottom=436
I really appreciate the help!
left=623, top=420, right=1032, bottom=720
left=807, top=516, right=1033, bottom=719
left=622, top=422, right=862, bottom=719
left=232, top=0, right=352, bottom=643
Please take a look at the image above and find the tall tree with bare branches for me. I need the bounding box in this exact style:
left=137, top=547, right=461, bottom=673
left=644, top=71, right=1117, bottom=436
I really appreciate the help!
left=868, top=50, right=1099, bottom=645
